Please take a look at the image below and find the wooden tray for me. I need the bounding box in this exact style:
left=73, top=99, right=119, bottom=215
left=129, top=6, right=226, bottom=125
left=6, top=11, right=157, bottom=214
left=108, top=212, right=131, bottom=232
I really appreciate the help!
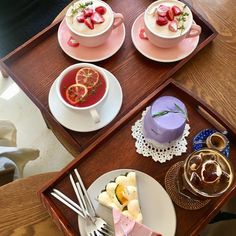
left=0, top=0, right=217, bottom=156
left=39, top=79, right=236, bottom=236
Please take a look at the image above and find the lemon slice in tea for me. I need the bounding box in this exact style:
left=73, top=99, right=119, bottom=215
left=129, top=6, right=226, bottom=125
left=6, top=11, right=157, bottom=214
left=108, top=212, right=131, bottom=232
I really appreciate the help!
left=76, top=67, right=99, bottom=89
left=65, top=83, right=88, bottom=105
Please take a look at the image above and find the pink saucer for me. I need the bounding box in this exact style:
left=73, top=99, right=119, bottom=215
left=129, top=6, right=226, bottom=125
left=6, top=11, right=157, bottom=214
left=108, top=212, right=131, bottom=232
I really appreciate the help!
left=131, top=13, right=199, bottom=62
left=58, top=19, right=125, bottom=62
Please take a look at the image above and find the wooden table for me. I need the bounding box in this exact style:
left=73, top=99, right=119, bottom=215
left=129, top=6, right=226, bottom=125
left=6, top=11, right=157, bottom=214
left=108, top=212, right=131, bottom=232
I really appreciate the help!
left=1, top=0, right=236, bottom=235
left=174, top=0, right=236, bottom=127
left=0, top=173, right=62, bottom=236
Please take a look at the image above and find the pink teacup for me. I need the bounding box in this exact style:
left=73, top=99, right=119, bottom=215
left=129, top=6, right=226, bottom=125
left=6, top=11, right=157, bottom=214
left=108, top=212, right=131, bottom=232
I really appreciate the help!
left=144, top=0, right=201, bottom=48
left=65, top=0, right=124, bottom=47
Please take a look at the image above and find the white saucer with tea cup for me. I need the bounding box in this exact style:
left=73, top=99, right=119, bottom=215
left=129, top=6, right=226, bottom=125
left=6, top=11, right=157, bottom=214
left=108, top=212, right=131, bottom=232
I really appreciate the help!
left=49, top=66, right=122, bottom=132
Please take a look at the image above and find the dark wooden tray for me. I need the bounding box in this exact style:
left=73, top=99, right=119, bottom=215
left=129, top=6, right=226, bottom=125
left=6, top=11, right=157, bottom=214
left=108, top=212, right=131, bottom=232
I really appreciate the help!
left=0, top=0, right=217, bottom=156
left=38, top=79, right=236, bottom=236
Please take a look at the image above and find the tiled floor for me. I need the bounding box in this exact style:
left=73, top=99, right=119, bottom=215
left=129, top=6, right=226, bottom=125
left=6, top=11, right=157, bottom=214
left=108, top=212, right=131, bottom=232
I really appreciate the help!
left=1, top=73, right=235, bottom=235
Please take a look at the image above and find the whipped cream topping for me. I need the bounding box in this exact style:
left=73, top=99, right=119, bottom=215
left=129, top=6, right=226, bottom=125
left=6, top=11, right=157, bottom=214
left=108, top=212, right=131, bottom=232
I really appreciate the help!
left=98, top=172, right=142, bottom=222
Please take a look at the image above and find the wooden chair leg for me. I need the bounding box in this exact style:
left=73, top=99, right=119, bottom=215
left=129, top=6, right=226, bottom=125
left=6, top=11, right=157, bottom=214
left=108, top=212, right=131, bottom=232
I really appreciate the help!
left=0, top=166, right=15, bottom=186
left=41, top=111, right=51, bottom=130
left=1, top=68, right=9, bottom=78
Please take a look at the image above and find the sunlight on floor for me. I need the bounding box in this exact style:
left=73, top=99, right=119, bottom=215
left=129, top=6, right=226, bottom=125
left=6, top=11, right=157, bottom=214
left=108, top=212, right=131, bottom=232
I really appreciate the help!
left=0, top=82, right=20, bottom=100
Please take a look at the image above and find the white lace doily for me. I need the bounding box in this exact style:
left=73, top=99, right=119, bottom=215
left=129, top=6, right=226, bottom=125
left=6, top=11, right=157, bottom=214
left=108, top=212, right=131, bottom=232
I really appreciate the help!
left=131, top=107, right=190, bottom=163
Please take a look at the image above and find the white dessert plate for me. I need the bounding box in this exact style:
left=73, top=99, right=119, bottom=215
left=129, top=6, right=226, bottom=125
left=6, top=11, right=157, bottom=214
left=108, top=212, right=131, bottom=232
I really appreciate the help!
left=131, top=13, right=200, bottom=63
left=78, top=169, right=176, bottom=236
left=48, top=69, right=123, bottom=132
left=58, top=19, right=126, bottom=62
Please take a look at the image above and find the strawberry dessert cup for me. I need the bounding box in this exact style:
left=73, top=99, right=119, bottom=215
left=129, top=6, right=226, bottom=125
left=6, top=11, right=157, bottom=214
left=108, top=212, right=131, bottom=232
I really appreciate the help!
left=144, top=0, right=201, bottom=48
left=65, top=0, right=123, bottom=47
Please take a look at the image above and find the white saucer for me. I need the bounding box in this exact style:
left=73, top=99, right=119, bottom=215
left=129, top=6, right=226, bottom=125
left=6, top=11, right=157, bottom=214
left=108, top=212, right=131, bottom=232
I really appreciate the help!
left=58, top=19, right=126, bottom=62
left=131, top=13, right=200, bottom=62
left=48, top=69, right=123, bottom=132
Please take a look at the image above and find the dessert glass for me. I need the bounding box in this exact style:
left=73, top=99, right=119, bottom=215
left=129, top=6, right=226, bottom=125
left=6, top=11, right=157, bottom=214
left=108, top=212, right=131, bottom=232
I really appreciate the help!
left=177, top=148, right=234, bottom=199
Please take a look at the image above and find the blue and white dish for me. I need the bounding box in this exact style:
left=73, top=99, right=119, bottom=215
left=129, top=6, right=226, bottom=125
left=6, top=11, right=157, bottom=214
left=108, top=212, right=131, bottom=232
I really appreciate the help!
left=193, top=129, right=230, bottom=158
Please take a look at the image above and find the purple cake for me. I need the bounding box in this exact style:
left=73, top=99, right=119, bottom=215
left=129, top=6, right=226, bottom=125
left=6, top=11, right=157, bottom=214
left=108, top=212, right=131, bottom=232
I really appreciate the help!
left=143, top=96, right=187, bottom=144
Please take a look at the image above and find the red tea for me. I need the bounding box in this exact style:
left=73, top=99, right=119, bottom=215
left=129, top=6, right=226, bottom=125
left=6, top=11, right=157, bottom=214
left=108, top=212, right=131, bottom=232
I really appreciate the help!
left=60, top=67, right=106, bottom=107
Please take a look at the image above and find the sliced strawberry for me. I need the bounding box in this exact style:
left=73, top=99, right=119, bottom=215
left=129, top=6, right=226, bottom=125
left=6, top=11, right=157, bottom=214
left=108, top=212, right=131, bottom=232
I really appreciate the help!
left=139, top=28, right=148, bottom=40
left=91, top=12, right=104, bottom=24
left=168, top=20, right=178, bottom=32
left=76, top=15, right=85, bottom=23
left=67, top=37, right=80, bottom=47
left=156, top=16, right=168, bottom=26
left=156, top=4, right=169, bottom=17
left=83, top=8, right=93, bottom=17
left=84, top=18, right=94, bottom=29
left=172, top=6, right=182, bottom=16
left=166, top=9, right=174, bottom=21
left=95, top=6, right=106, bottom=15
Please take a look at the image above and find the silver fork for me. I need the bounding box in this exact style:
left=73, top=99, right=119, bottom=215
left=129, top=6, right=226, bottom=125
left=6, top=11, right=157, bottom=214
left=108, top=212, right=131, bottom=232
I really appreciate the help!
left=70, top=171, right=114, bottom=236
left=50, top=188, right=85, bottom=219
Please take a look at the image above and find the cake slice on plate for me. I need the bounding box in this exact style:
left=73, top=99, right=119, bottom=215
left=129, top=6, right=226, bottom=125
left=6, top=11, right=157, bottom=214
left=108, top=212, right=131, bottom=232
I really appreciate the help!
left=98, top=171, right=142, bottom=222
left=97, top=171, right=162, bottom=235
